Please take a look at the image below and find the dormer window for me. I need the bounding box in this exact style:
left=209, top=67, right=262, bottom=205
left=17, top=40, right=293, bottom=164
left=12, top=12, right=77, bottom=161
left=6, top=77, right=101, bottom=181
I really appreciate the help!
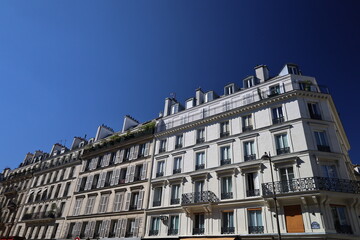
left=288, top=65, right=300, bottom=75
left=225, top=86, right=234, bottom=95
left=244, top=78, right=254, bottom=88
left=171, top=103, right=179, bottom=114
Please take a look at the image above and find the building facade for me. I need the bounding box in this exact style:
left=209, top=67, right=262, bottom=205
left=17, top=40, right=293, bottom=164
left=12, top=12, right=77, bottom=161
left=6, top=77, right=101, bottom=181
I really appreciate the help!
left=0, top=63, right=359, bottom=240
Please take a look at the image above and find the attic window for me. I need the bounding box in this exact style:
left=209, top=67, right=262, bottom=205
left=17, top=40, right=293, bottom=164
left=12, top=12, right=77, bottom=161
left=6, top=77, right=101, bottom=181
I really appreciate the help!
left=225, top=86, right=234, bottom=95
left=244, top=78, right=253, bottom=88
left=288, top=66, right=299, bottom=75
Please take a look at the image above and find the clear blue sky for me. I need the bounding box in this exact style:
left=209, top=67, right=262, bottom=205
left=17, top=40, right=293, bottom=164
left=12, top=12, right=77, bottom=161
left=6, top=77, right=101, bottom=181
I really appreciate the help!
left=1, top=0, right=360, bottom=171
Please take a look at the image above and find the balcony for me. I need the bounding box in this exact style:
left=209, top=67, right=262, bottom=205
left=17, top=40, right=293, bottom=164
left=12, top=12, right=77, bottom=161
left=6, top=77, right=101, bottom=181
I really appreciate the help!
left=317, top=145, right=331, bottom=152
left=248, top=226, right=264, bottom=234
left=335, top=224, right=353, bottom=234
left=220, top=131, right=230, bottom=138
left=221, top=192, right=233, bottom=200
left=244, top=154, right=256, bottom=161
left=272, top=117, right=284, bottom=124
left=181, top=191, right=219, bottom=205
left=171, top=198, right=180, bottom=205
left=242, top=125, right=253, bottom=132
left=168, top=229, right=179, bottom=235
left=268, top=91, right=280, bottom=98
left=119, top=179, right=126, bottom=184
left=195, top=164, right=205, bottom=170
left=246, top=189, right=260, bottom=197
left=156, top=172, right=164, bottom=178
left=276, top=147, right=290, bottom=155
left=173, top=168, right=181, bottom=174
left=159, top=148, right=166, bottom=153
left=175, top=143, right=183, bottom=149
left=153, top=201, right=161, bottom=207
left=220, top=159, right=231, bottom=166
left=22, top=211, right=56, bottom=221
left=196, top=137, right=205, bottom=144
left=129, top=205, right=137, bottom=210
left=193, top=228, right=205, bottom=235
left=310, top=113, right=322, bottom=120
left=149, top=230, right=159, bottom=236
left=221, top=227, right=235, bottom=234
left=262, top=177, right=360, bottom=196
left=4, top=187, right=18, bottom=196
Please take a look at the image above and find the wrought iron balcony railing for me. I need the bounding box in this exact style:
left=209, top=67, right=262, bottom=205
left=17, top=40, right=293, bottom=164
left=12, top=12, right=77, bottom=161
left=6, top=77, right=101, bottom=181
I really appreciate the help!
left=220, top=159, right=231, bottom=166
left=171, top=198, right=180, bottom=205
left=159, top=148, right=166, bottom=153
left=22, top=211, right=56, bottom=220
left=153, top=201, right=161, bottom=207
left=335, top=224, right=353, bottom=234
left=193, top=228, right=205, bottom=235
left=272, top=117, right=284, bottom=124
left=168, top=229, right=179, bottom=235
left=244, top=154, right=256, bottom=161
left=196, top=137, right=205, bottom=144
left=182, top=191, right=219, bottom=205
left=221, top=227, right=235, bottom=234
left=242, top=125, right=253, bottom=132
left=276, top=147, right=290, bottom=155
left=221, top=192, right=233, bottom=199
left=175, top=143, right=183, bottom=149
left=149, top=230, right=159, bottom=236
left=156, top=172, right=164, bottom=178
left=248, top=226, right=264, bottom=234
left=173, top=168, right=181, bottom=174
left=310, top=113, right=322, bottom=120
left=195, top=164, right=205, bottom=170
left=317, top=145, right=331, bottom=152
left=246, top=189, right=260, bottom=197
left=220, top=131, right=230, bottom=138
left=262, top=177, right=360, bottom=196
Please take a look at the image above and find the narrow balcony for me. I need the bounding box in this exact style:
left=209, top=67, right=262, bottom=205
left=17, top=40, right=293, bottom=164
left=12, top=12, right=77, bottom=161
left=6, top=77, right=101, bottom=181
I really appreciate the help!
left=171, top=198, right=180, bottom=205
left=193, top=228, right=205, bottom=235
left=310, top=113, right=322, bottom=120
left=335, top=224, right=353, bottom=234
left=246, top=189, right=260, bottom=197
left=244, top=154, right=256, bottom=161
left=168, top=229, right=179, bottom=235
left=221, top=192, right=233, bottom=200
left=220, top=131, right=230, bottom=138
left=181, top=191, right=219, bottom=205
left=242, top=125, right=253, bottom=132
left=220, top=159, right=231, bottom=166
left=195, top=164, right=205, bottom=170
left=262, top=177, right=360, bottom=196
left=156, top=172, right=164, bottom=178
left=317, top=145, right=331, bottom=152
left=173, top=168, right=181, bottom=174
left=272, top=117, right=284, bottom=124
left=152, top=201, right=161, bottom=207
left=149, top=230, right=159, bottom=236
left=22, top=211, right=56, bottom=221
left=221, top=227, right=235, bottom=234
left=196, top=138, right=205, bottom=144
left=159, top=148, right=166, bottom=153
left=248, top=226, right=264, bottom=234
left=276, top=147, right=290, bottom=155
left=175, top=143, right=183, bottom=149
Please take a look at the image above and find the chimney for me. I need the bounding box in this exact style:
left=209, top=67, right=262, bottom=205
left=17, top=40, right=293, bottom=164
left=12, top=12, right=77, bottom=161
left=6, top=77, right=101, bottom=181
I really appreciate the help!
left=195, top=88, right=204, bottom=106
left=95, top=124, right=115, bottom=141
left=255, top=65, right=269, bottom=83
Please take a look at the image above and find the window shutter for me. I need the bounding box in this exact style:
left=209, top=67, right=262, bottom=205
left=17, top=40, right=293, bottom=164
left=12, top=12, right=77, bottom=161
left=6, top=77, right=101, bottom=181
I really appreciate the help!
left=105, top=153, right=111, bottom=166
left=84, top=222, right=91, bottom=238
left=99, top=221, right=105, bottom=237
left=253, top=172, right=259, bottom=189
left=111, top=169, right=119, bottom=186
left=93, top=157, right=99, bottom=170
left=81, top=161, right=87, bottom=172
left=141, top=162, right=148, bottom=180
left=84, top=175, right=92, bottom=191
left=88, top=221, right=96, bottom=238
left=115, top=150, right=121, bottom=164
left=120, top=218, right=128, bottom=237
left=62, top=223, right=69, bottom=238
left=97, top=172, right=106, bottom=188
left=137, top=190, right=144, bottom=210
left=133, top=145, right=139, bottom=160
left=133, top=218, right=141, bottom=237
left=119, top=149, right=125, bottom=163
left=115, top=219, right=123, bottom=237
left=129, top=165, right=136, bottom=183
left=64, top=168, right=69, bottom=179
left=124, top=192, right=131, bottom=211
left=125, top=166, right=131, bottom=183
left=104, top=220, right=110, bottom=237
left=103, top=195, right=109, bottom=212
left=113, top=192, right=124, bottom=212
left=76, top=222, right=82, bottom=236
left=129, top=146, right=135, bottom=160
left=144, top=142, right=150, bottom=156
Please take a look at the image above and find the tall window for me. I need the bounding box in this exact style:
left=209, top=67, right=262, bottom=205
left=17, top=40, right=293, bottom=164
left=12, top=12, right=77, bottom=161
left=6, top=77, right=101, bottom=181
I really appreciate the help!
left=85, top=196, right=96, bottom=215
left=173, top=157, right=182, bottom=174
left=322, top=165, right=338, bottom=178
left=195, top=152, right=205, bottom=170
left=168, top=215, right=179, bottom=235
left=225, top=86, right=234, bottom=95
left=280, top=167, right=295, bottom=192
left=113, top=192, right=124, bottom=212
left=73, top=198, right=83, bottom=216
left=98, top=194, right=110, bottom=213
left=194, top=181, right=204, bottom=193
left=331, top=205, right=352, bottom=234
left=149, top=217, right=160, bottom=236
left=220, top=121, right=230, bottom=138
left=153, top=187, right=162, bottom=207
left=221, top=177, right=233, bottom=199
left=222, top=211, right=234, bottom=234
left=272, top=107, right=284, bottom=124
left=171, top=184, right=180, bottom=205
left=275, top=134, right=290, bottom=155
left=246, top=172, right=259, bottom=197
left=244, top=141, right=256, bottom=161
left=269, top=84, right=281, bottom=97
left=159, top=139, right=167, bottom=153
left=196, top=128, right=205, bottom=143
left=156, top=161, right=165, bottom=177
left=244, top=78, right=253, bottom=88
left=314, top=131, right=330, bottom=152
left=242, top=115, right=253, bottom=132
left=175, top=135, right=183, bottom=149
left=193, top=213, right=205, bottom=235
left=130, top=192, right=139, bottom=210
left=220, top=146, right=231, bottom=165
left=308, top=103, right=322, bottom=120
left=248, top=209, right=263, bottom=234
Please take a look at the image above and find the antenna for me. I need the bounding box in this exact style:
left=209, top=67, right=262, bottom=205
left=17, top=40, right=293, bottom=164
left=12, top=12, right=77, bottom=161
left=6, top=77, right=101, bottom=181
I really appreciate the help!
left=170, top=92, right=176, bottom=99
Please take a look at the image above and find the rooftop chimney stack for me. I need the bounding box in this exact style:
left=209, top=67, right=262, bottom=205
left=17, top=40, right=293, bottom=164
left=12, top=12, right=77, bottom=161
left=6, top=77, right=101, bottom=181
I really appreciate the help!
left=195, top=88, right=204, bottom=106
left=122, top=115, right=139, bottom=132
left=254, top=65, right=269, bottom=83
left=95, top=124, right=115, bottom=141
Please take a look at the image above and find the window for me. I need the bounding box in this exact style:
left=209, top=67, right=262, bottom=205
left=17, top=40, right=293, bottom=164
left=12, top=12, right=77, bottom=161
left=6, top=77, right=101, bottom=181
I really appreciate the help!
left=194, top=181, right=204, bottom=193
left=134, top=165, right=143, bottom=181
left=195, top=152, right=205, bottom=170
left=69, top=167, right=75, bottom=178
left=272, top=107, right=284, bottom=124
left=330, top=205, right=352, bottom=234
left=196, top=128, right=205, bottom=143
left=220, top=121, right=230, bottom=137
left=280, top=167, right=295, bottom=192
left=221, top=177, right=233, bottom=199
left=130, top=192, right=139, bottom=210
left=113, top=192, right=124, bottom=212
left=175, top=135, right=183, bottom=149
left=193, top=213, right=205, bottom=235
left=156, top=161, right=165, bottom=177
left=173, top=157, right=182, bottom=174
left=171, top=184, right=180, bottom=205
left=220, top=146, right=231, bottom=165
left=314, top=131, right=330, bottom=152
left=242, top=115, right=253, bottom=132
left=248, top=209, right=263, bottom=234
left=308, top=103, right=322, bottom=120
left=138, top=143, right=149, bottom=158
left=98, top=194, right=110, bottom=213
left=54, top=184, right=61, bottom=198
left=149, top=217, right=160, bottom=236
left=73, top=198, right=83, bottom=216
left=222, top=211, right=234, bottom=234
left=153, top=187, right=162, bottom=207
left=244, top=78, right=253, bottom=88
left=168, top=215, right=179, bottom=235
left=246, top=172, right=260, bottom=197
left=126, top=218, right=136, bottom=237
left=322, top=165, right=338, bottom=178
left=244, top=141, right=256, bottom=161
left=85, top=196, right=96, bottom=215
left=159, top=139, right=167, bottom=153
left=268, top=84, right=281, bottom=97
left=225, top=85, right=234, bottom=95
left=275, top=134, right=290, bottom=155
left=288, top=66, right=299, bottom=75
left=63, top=182, right=71, bottom=197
